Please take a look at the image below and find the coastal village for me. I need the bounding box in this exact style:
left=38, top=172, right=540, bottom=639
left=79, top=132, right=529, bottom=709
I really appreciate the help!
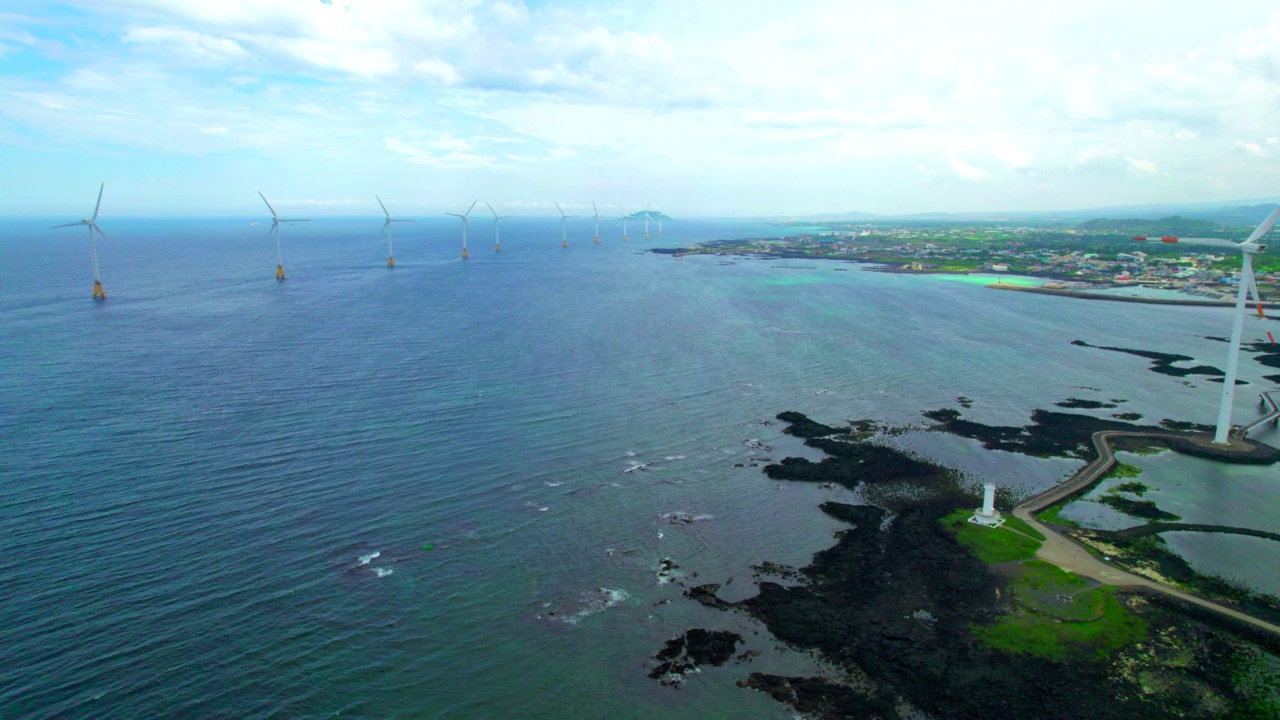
left=680, top=221, right=1280, bottom=299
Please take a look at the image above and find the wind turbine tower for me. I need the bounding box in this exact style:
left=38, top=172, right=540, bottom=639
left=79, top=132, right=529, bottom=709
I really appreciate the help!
left=51, top=183, right=109, bottom=300
left=1133, top=208, right=1279, bottom=444
left=620, top=204, right=629, bottom=242
left=486, top=202, right=513, bottom=252
left=644, top=204, right=651, bottom=239
left=377, top=195, right=413, bottom=268
left=446, top=200, right=479, bottom=259
left=259, top=192, right=309, bottom=280
left=592, top=201, right=601, bottom=244
left=51, top=181, right=110, bottom=299
left=556, top=202, right=578, bottom=248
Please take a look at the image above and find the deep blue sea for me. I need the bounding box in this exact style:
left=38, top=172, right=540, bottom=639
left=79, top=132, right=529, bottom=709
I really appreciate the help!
left=2, top=216, right=1278, bottom=718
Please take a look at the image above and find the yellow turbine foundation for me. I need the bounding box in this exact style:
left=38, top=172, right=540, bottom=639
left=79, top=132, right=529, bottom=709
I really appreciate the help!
left=276, top=264, right=286, bottom=280
left=388, top=256, right=395, bottom=268
left=594, top=235, right=599, bottom=244
left=562, top=240, right=567, bottom=248
left=623, top=234, right=628, bottom=241
left=495, top=244, right=501, bottom=252
left=462, top=248, right=469, bottom=259
left=92, top=280, right=106, bottom=300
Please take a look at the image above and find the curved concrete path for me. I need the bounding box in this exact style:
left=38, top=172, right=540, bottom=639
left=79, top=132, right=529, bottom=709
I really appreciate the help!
left=1013, top=430, right=1280, bottom=638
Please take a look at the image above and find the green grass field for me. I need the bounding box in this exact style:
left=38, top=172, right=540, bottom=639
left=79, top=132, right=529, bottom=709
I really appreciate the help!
left=972, top=587, right=1148, bottom=662
left=939, top=509, right=1041, bottom=563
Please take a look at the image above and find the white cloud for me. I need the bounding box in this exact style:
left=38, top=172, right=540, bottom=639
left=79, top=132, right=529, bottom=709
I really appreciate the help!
left=1236, top=141, right=1266, bottom=157
left=383, top=136, right=499, bottom=169
left=122, top=27, right=248, bottom=64
left=1126, top=157, right=1158, bottom=174
left=946, top=155, right=989, bottom=182
left=414, top=58, right=461, bottom=84
left=9, top=0, right=1280, bottom=215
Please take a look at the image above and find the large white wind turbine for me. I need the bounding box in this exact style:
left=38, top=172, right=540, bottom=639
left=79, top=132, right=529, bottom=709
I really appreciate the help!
left=259, top=192, right=309, bottom=280
left=377, top=195, right=413, bottom=268
left=51, top=183, right=109, bottom=300
left=446, top=200, right=479, bottom=259
left=1134, top=208, right=1279, bottom=444
left=644, top=204, right=651, bottom=239
left=592, top=201, right=601, bottom=244
left=556, top=202, right=578, bottom=248
left=620, top=204, right=629, bottom=242
left=486, top=202, right=513, bottom=252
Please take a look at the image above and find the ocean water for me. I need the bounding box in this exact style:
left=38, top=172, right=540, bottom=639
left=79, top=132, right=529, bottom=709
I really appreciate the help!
left=2, top=216, right=1278, bottom=718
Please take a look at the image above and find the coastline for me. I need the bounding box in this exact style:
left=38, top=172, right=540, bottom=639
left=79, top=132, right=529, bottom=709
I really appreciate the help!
left=656, top=408, right=1280, bottom=717
left=989, top=282, right=1280, bottom=309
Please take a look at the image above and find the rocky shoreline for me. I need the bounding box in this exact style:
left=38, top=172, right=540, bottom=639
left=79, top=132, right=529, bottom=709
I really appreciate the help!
left=650, top=408, right=1280, bottom=718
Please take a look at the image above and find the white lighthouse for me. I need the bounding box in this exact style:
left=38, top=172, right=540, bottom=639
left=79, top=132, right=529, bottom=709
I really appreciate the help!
left=968, top=483, right=1005, bottom=528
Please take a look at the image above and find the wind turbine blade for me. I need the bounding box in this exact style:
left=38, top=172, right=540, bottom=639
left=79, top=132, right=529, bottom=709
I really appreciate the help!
left=259, top=191, right=278, bottom=220
left=486, top=201, right=498, bottom=217
left=556, top=202, right=565, bottom=218
left=592, top=200, right=598, bottom=218
left=92, top=183, right=105, bottom=222
left=268, top=220, right=278, bottom=236
left=50, top=222, right=84, bottom=229
left=376, top=195, right=390, bottom=218
left=90, top=222, right=107, bottom=239
left=382, top=219, right=391, bottom=232
left=445, top=213, right=464, bottom=219
left=465, top=199, right=478, bottom=218
left=1245, top=208, right=1280, bottom=244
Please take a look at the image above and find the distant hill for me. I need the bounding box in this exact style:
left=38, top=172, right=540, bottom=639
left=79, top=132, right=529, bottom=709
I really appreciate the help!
left=1077, top=216, right=1224, bottom=235
left=625, top=210, right=672, bottom=221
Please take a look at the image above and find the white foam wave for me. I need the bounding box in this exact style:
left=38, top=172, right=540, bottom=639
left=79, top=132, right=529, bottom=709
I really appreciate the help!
left=623, top=463, right=649, bottom=473
left=374, top=567, right=393, bottom=578
left=358, top=551, right=381, bottom=565
left=544, top=481, right=564, bottom=487
left=663, top=455, right=686, bottom=461
left=545, top=587, right=630, bottom=625
left=625, top=450, right=637, bottom=457
left=659, top=511, right=714, bottom=524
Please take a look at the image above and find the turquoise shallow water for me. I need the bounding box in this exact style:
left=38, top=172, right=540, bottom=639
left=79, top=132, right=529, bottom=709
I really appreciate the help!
left=2, top=217, right=1278, bottom=718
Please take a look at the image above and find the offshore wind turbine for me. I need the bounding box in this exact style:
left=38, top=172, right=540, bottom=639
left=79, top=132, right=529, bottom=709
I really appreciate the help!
left=1134, top=208, right=1279, bottom=444
left=259, top=192, right=309, bottom=280
left=51, top=183, right=109, bottom=300
left=592, top=201, right=601, bottom=244
left=556, top=202, right=577, bottom=248
left=377, top=196, right=413, bottom=268
left=620, top=205, right=629, bottom=242
left=446, top=200, right=478, bottom=259
left=644, top=203, right=651, bottom=239
left=486, top=202, right=513, bottom=252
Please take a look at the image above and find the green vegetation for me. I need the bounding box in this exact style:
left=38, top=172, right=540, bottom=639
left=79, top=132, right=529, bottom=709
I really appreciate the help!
left=1107, top=481, right=1149, bottom=496
left=939, top=509, right=1041, bottom=563
left=973, top=587, right=1148, bottom=662
left=1227, top=646, right=1280, bottom=719
left=941, top=509, right=1151, bottom=664
left=1077, top=216, right=1224, bottom=235
left=1036, top=502, right=1080, bottom=528
left=1000, top=514, right=1046, bottom=541
left=1104, top=462, right=1143, bottom=479
left=1097, top=495, right=1181, bottom=521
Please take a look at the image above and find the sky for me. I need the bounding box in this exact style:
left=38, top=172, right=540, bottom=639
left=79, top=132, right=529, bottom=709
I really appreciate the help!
left=2, top=0, right=1280, bottom=217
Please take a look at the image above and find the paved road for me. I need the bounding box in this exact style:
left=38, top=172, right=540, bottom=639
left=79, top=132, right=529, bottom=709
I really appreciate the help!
left=1240, top=390, right=1279, bottom=437
left=1012, top=430, right=1280, bottom=638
